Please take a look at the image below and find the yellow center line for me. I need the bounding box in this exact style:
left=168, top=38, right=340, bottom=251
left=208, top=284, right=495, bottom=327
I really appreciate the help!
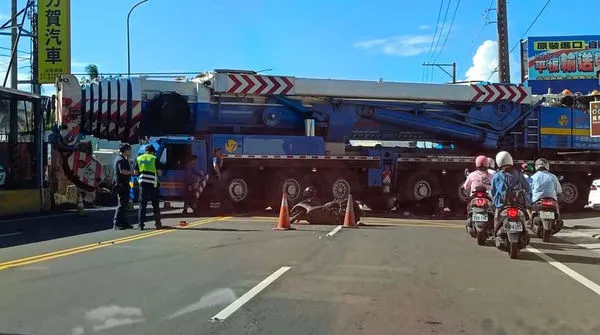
left=0, top=216, right=231, bottom=271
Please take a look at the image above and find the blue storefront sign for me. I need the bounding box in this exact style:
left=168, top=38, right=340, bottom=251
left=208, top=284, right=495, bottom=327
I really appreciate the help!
left=521, top=35, right=600, bottom=94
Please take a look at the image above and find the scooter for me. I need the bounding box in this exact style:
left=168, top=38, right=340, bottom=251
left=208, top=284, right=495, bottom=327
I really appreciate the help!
left=290, top=197, right=362, bottom=225
left=531, top=198, right=562, bottom=242
left=495, top=204, right=530, bottom=259
left=466, top=187, right=494, bottom=245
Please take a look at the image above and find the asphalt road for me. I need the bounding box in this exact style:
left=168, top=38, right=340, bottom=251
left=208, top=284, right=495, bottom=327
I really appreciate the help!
left=1, top=208, right=600, bottom=335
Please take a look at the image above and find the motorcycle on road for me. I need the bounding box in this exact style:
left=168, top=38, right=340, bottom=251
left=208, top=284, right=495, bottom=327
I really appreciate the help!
left=531, top=198, right=562, bottom=242
left=289, top=197, right=363, bottom=225
left=466, top=187, right=494, bottom=245
left=495, top=205, right=530, bottom=259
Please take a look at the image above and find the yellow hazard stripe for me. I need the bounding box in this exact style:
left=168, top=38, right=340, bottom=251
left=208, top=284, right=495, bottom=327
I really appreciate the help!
left=540, top=127, right=590, bottom=136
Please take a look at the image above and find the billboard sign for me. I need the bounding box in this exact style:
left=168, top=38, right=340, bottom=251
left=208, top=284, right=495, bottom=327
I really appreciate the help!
left=37, top=0, right=71, bottom=84
left=525, top=35, right=600, bottom=81
left=591, top=101, right=600, bottom=138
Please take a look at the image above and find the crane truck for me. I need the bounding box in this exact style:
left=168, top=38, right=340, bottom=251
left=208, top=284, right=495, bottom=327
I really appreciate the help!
left=49, top=70, right=600, bottom=215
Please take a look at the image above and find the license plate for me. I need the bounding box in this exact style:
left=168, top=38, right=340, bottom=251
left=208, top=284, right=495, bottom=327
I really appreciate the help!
left=539, top=211, right=555, bottom=220
left=471, top=213, right=488, bottom=222
left=505, top=222, right=522, bottom=232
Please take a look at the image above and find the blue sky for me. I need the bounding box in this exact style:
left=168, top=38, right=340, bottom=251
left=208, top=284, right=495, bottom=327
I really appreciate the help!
left=0, top=0, right=598, bottom=94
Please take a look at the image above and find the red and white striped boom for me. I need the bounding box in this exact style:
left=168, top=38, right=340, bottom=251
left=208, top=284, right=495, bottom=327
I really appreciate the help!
left=211, top=71, right=532, bottom=105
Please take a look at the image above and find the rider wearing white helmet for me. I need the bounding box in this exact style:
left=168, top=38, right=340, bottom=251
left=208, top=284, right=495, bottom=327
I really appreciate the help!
left=490, top=151, right=532, bottom=233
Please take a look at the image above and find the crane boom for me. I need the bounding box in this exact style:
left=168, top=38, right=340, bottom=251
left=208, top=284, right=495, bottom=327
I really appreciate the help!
left=211, top=71, right=532, bottom=104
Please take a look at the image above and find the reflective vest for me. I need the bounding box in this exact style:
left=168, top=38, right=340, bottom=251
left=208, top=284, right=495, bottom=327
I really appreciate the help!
left=136, top=153, right=158, bottom=187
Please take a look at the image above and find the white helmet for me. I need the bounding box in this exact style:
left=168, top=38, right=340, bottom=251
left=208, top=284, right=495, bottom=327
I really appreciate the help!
left=535, top=158, right=550, bottom=171
left=487, top=157, right=495, bottom=169
left=495, top=151, right=513, bottom=168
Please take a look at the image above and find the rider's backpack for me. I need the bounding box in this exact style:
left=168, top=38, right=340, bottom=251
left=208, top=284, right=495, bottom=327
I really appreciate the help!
left=500, top=170, right=526, bottom=205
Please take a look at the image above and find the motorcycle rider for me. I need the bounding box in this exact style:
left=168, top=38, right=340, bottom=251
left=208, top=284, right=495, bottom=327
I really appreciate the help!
left=490, top=151, right=532, bottom=235
left=463, top=155, right=493, bottom=195
left=522, top=163, right=535, bottom=187
left=463, top=155, right=494, bottom=229
left=530, top=158, right=563, bottom=223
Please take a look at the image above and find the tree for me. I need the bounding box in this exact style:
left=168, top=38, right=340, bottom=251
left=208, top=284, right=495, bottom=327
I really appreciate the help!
left=85, top=64, right=99, bottom=80
left=80, top=64, right=100, bottom=85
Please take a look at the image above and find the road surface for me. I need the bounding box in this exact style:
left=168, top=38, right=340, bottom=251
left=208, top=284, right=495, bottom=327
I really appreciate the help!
left=1, top=208, right=600, bottom=334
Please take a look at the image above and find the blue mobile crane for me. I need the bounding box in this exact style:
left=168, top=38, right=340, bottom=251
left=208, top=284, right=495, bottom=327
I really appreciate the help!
left=50, top=70, right=600, bottom=214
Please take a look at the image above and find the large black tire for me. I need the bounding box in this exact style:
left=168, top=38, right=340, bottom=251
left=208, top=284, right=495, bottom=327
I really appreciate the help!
left=221, top=171, right=261, bottom=212
left=532, top=217, right=543, bottom=238
left=542, top=229, right=551, bottom=243
left=559, top=176, right=587, bottom=212
left=267, top=172, right=310, bottom=211
left=509, top=243, right=519, bottom=259
left=403, top=172, right=440, bottom=204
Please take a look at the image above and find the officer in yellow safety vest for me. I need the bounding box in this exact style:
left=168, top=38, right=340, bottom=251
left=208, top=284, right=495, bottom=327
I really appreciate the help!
left=134, top=144, right=163, bottom=230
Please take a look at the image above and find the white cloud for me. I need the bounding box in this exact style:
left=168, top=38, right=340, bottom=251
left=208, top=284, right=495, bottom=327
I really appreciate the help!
left=419, top=24, right=432, bottom=30
left=465, top=40, right=522, bottom=83
left=354, top=35, right=433, bottom=57
left=465, top=40, right=498, bottom=82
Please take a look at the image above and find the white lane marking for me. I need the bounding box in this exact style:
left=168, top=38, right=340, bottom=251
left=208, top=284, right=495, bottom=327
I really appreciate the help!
left=326, top=225, right=342, bottom=237
left=0, top=232, right=23, bottom=238
left=210, top=266, right=291, bottom=322
left=527, top=247, right=600, bottom=296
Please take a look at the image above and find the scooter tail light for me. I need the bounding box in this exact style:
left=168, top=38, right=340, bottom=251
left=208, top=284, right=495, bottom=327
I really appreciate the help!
left=541, top=199, right=556, bottom=207
left=507, top=207, right=519, bottom=218
left=475, top=192, right=486, bottom=198
left=474, top=198, right=487, bottom=207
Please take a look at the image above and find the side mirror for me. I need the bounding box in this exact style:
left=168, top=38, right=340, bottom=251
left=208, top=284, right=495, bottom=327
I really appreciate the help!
left=558, top=175, right=564, bottom=182
left=464, top=168, right=470, bottom=178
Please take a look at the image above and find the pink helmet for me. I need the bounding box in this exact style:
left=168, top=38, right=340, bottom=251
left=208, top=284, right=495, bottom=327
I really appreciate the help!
left=475, top=155, right=487, bottom=168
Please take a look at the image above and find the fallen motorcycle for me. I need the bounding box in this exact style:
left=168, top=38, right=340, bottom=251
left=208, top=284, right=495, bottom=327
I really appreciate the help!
left=290, top=197, right=362, bottom=225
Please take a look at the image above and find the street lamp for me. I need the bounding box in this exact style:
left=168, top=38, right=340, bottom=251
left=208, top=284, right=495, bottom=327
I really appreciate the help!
left=127, top=0, right=150, bottom=77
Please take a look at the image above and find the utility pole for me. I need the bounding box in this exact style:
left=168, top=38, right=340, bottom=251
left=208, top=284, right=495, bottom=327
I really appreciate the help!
left=10, top=0, right=18, bottom=89
left=496, top=0, right=510, bottom=83
left=422, top=62, right=457, bottom=84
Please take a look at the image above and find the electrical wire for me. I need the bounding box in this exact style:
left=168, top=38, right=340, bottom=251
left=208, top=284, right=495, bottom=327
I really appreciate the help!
left=432, top=0, right=462, bottom=63
left=467, top=0, right=495, bottom=60
left=487, top=0, right=551, bottom=81
left=422, top=0, right=445, bottom=82
left=428, top=0, right=452, bottom=81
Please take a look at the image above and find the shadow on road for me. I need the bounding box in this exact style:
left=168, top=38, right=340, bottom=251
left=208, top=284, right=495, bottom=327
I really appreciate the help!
left=522, top=250, right=600, bottom=265
left=0, top=207, right=135, bottom=250
left=528, top=241, right=588, bottom=251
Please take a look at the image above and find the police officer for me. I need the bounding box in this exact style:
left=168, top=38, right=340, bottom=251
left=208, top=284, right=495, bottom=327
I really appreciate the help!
left=113, top=143, right=133, bottom=230
left=134, top=144, right=163, bottom=230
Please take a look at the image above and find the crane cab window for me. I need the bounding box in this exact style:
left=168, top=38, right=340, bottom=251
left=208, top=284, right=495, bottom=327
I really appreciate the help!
left=159, top=143, right=192, bottom=170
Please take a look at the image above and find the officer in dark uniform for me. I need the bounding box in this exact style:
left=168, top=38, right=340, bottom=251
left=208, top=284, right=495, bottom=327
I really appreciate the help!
left=113, top=143, right=133, bottom=230
left=134, top=144, right=163, bottom=230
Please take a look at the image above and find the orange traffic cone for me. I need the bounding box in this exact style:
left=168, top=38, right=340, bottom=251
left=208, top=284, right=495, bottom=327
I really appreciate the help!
left=342, top=195, right=359, bottom=228
left=273, top=193, right=295, bottom=231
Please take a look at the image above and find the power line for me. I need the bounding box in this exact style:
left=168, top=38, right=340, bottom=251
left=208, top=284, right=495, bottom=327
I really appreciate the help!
left=428, top=0, right=452, bottom=81
left=467, top=0, right=495, bottom=59
left=432, top=0, right=461, bottom=63
left=487, top=0, right=551, bottom=81
left=422, top=0, right=445, bottom=82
